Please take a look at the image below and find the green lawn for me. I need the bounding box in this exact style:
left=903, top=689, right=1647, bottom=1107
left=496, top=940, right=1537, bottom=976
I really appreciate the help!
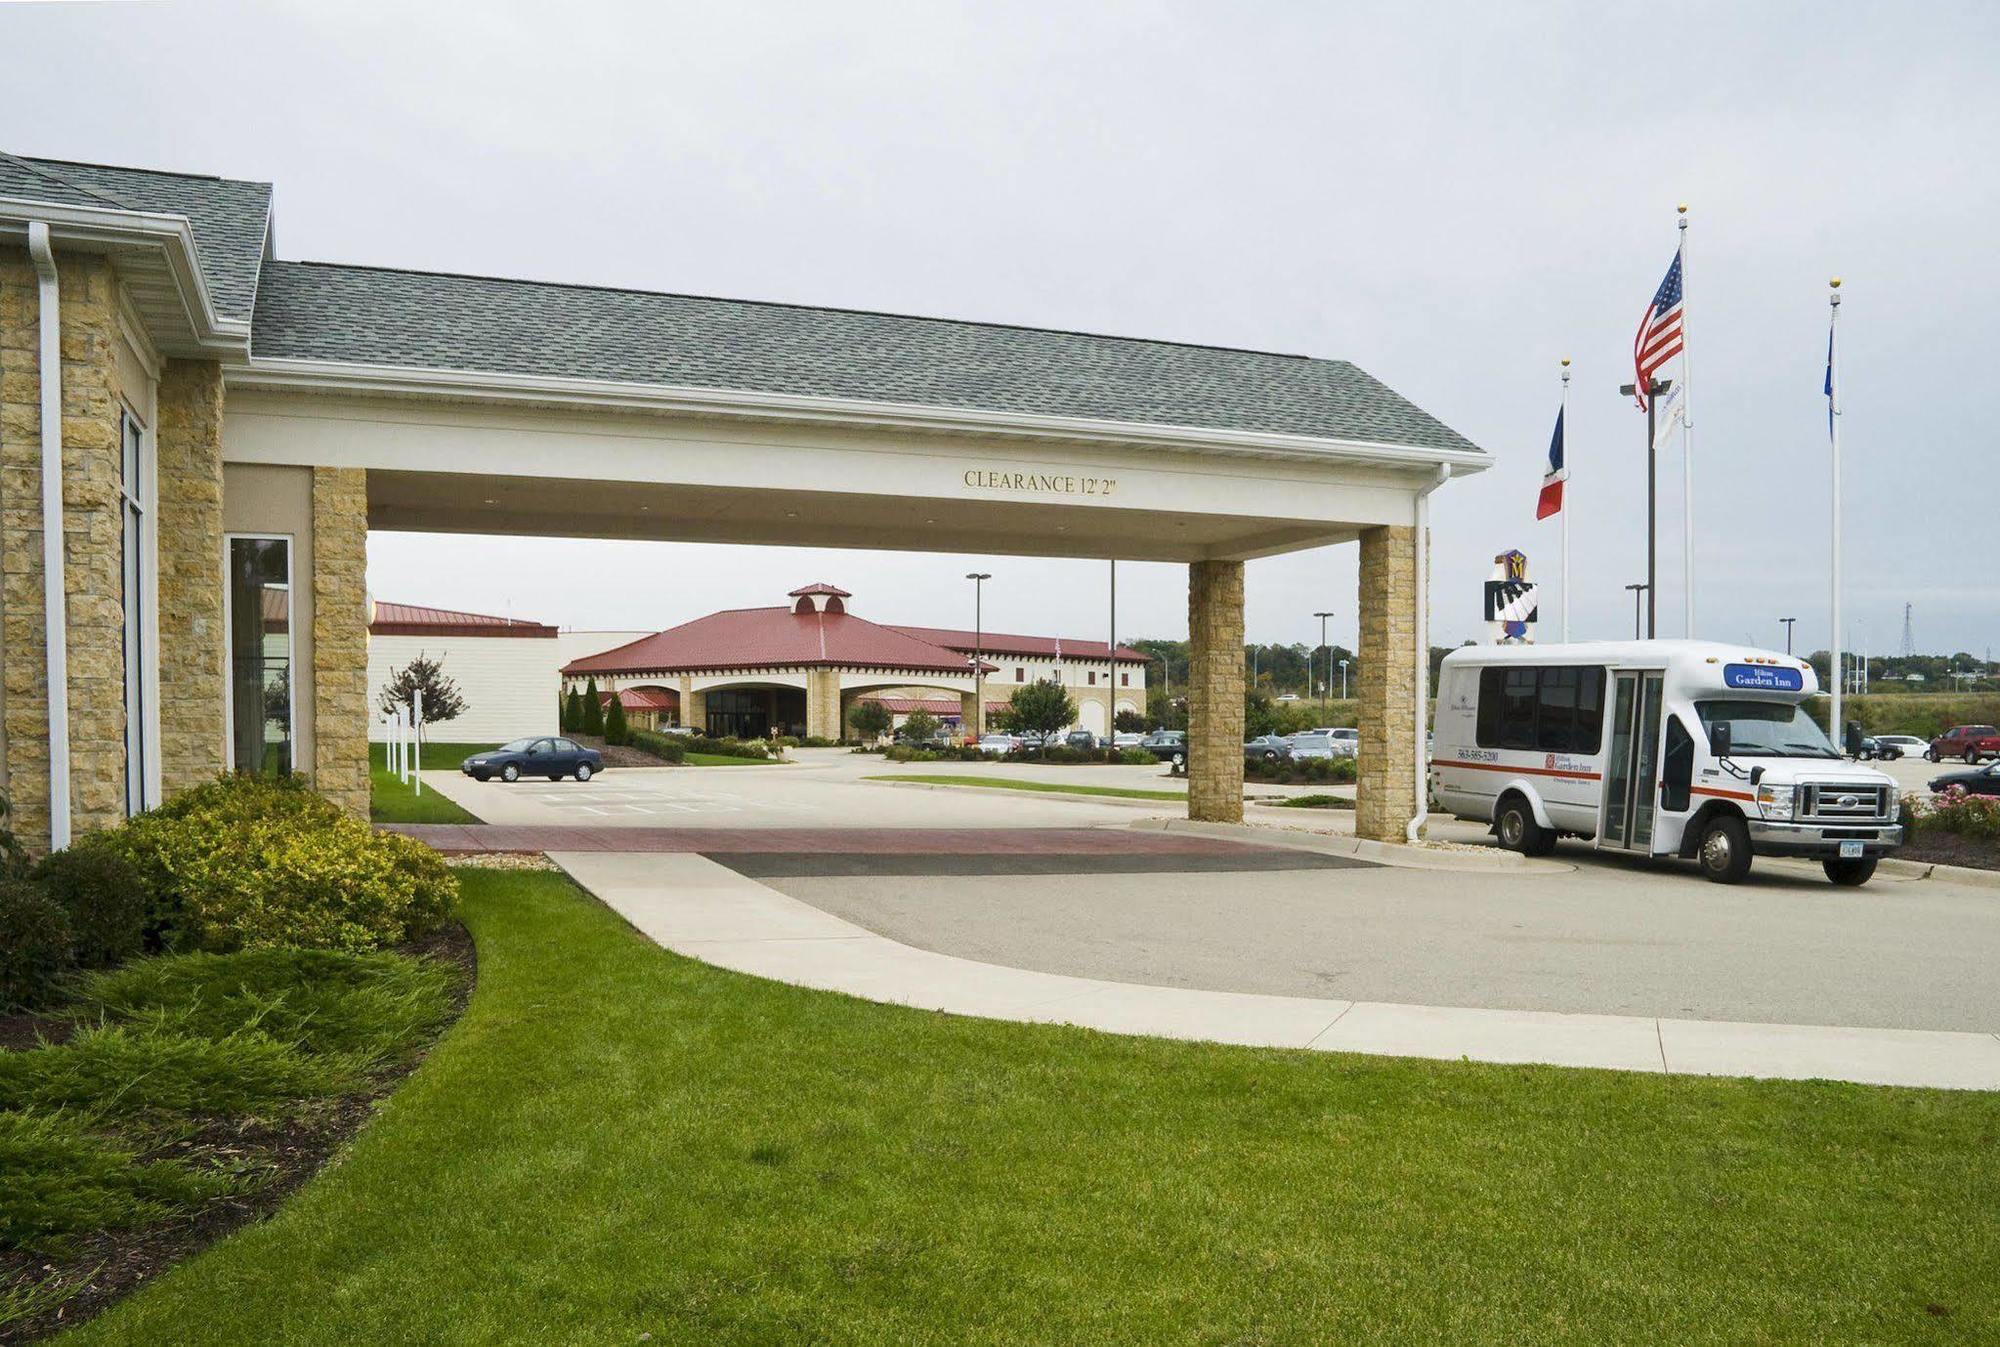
left=368, top=743, right=482, bottom=825
left=71, top=869, right=1999, bottom=1344
left=870, top=773, right=1186, bottom=801
left=685, top=751, right=774, bottom=766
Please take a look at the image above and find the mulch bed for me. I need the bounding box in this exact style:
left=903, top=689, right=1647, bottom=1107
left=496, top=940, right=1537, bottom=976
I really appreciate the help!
left=1898, top=832, right=2000, bottom=874
left=0, top=921, right=477, bottom=1344
left=566, top=734, right=670, bottom=769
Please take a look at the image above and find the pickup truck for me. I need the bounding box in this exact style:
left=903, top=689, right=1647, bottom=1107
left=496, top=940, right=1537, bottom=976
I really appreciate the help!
left=1928, top=725, right=2000, bottom=764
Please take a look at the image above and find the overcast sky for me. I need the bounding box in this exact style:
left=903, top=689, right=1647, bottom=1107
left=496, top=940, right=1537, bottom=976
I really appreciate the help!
left=9, top=2, right=1996, bottom=657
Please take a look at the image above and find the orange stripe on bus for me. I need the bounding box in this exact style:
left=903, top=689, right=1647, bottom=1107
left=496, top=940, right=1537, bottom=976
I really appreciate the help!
left=1690, top=784, right=1755, bottom=802
left=1434, top=759, right=1601, bottom=781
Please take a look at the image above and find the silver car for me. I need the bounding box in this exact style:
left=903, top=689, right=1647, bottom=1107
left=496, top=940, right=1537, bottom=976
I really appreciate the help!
left=1288, top=731, right=1336, bottom=760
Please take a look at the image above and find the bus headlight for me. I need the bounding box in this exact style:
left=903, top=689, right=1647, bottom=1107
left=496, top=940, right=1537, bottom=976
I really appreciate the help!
left=1755, top=783, right=1796, bottom=819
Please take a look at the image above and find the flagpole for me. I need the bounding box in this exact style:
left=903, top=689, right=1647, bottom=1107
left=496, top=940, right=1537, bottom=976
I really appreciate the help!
left=1828, top=277, right=1844, bottom=746
left=1559, top=358, right=1571, bottom=642
left=1678, top=204, right=1694, bottom=638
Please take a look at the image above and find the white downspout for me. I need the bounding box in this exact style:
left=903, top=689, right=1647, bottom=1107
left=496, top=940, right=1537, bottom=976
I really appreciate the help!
left=1406, top=464, right=1452, bottom=844
left=26, top=224, right=71, bottom=849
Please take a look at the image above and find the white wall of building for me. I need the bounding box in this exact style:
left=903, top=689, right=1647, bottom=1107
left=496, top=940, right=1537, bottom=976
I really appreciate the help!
left=556, top=630, right=654, bottom=670
left=367, top=634, right=561, bottom=744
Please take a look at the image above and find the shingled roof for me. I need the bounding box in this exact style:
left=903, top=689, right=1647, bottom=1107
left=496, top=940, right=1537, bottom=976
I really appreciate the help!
left=563, top=606, right=980, bottom=677
left=249, top=259, right=1483, bottom=452
left=3, top=151, right=1482, bottom=455
left=0, top=153, right=272, bottom=322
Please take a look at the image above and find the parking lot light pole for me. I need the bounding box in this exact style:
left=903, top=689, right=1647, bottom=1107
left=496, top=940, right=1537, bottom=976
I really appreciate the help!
left=966, top=572, right=991, bottom=740
left=1618, top=376, right=1672, bottom=638
left=1339, top=657, right=1349, bottom=700
left=1781, top=616, right=1797, bottom=654
left=1314, top=611, right=1334, bottom=704
left=1624, top=583, right=1649, bottom=640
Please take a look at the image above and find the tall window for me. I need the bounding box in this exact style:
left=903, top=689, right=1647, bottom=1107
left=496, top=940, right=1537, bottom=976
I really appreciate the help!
left=227, top=536, right=293, bottom=776
left=119, top=412, right=149, bottom=814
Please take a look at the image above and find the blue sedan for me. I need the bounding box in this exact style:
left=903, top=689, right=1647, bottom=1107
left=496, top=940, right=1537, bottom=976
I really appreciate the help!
left=462, top=737, right=602, bottom=783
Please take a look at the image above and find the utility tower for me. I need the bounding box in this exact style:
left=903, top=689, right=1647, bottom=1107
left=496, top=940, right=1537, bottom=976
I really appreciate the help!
left=1901, top=603, right=1915, bottom=658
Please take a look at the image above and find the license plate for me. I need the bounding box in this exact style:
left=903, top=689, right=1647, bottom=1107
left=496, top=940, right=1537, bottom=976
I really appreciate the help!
left=1838, top=840, right=1864, bottom=859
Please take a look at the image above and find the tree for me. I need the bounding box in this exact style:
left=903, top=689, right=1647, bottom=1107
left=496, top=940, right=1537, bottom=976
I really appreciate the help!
left=848, top=699, right=892, bottom=742
left=581, top=677, right=606, bottom=736
left=603, top=690, right=630, bottom=746
left=376, top=653, right=466, bottom=727
left=1007, top=679, right=1076, bottom=741
left=1113, top=709, right=1147, bottom=734
left=564, top=685, right=585, bottom=733
left=1244, top=688, right=1277, bottom=737
left=902, top=709, right=942, bottom=743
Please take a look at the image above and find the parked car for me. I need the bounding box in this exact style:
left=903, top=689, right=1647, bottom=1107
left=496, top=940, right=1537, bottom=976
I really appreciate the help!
left=1873, top=735, right=1929, bottom=761
left=976, top=732, right=1022, bottom=755
left=1852, top=735, right=1892, bottom=761
left=1929, top=762, right=2000, bottom=797
left=659, top=724, right=697, bottom=737
left=1288, top=731, right=1336, bottom=760
left=1325, top=727, right=1360, bottom=758
left=1244, top=734, right=1292, bottom=763
left=462, top=737, right=601, bottom=783
left=1137, top=731, right=1187, bottom=767
left=1928, top=725, right=2000, bottom=763
left=1111, top=732, right=1144, bottom=748
left=1064, top=730, right=1102, bottom=751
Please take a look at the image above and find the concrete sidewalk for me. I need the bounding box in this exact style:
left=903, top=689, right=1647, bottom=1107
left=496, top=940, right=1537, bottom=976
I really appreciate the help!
left=550, top=850, right=2000, bottom=1091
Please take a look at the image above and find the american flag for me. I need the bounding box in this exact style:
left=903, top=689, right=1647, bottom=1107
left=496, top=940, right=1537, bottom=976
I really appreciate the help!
left=1632, top=248, right=1684, bottom=409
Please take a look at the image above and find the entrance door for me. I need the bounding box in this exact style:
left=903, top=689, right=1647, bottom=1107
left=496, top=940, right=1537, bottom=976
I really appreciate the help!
left=1600, top=671, right=1665, bottom=852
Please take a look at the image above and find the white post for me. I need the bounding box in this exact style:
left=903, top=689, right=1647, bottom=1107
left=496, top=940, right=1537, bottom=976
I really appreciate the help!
left=1678, top=205, right=1694, bottom=638
left=410, top=693, right=423, bottom=796
left=1828, top=277, right=1843, bottom=747
left=1559, top=358, right=1571, bottom=643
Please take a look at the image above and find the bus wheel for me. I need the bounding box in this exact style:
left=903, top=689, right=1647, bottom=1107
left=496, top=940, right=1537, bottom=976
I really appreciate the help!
left=1697, top=814, right=1752, bottom=884
left=1495, top=796, right=1553, bottom=856
left=1823, top=856, right=1877, bottom=886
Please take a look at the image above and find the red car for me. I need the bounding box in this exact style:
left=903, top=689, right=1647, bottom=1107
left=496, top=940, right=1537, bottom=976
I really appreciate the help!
left=1927, top=725, right=2000, bottom=764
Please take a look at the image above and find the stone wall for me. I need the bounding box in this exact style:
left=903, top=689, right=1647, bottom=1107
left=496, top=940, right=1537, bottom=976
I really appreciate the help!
left=0, top=248, right=128, bottom=849
left=1356, top=524, right=1418, bottom=841
left=1186, top=559, right=1245, bottom=822
left=804, top=668, right=841, bottom=740
left=310, top=467, right=370, bottom=817
left=155, top=359, right=225, bottom=795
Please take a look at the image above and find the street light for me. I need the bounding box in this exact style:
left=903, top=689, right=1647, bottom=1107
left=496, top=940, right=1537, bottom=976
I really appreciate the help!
left=966, top=572, right=991, bottom=740
left=1624, top=583, right=1650, bottom=640
left=1313, top=611, right=1334, bottom=703
left=1338, top=657, right=1349, bottom=701
left=1617, top=377, right=1672, bottom=639
left=1780, top=617, right=1797, bottom=655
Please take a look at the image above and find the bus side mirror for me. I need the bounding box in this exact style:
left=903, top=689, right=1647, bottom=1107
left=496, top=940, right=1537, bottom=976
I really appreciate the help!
left=1708, top=723, right=1731, bottom=759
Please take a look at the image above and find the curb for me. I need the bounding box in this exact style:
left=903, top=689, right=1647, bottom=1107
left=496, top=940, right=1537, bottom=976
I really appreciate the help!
left=1876, top=855, right=2000, bottom=892
left=860, top=778, right=1184, bottom=811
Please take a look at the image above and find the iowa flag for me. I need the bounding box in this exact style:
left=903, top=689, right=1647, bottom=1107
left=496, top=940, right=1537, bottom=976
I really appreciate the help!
left=1535, top=405, right=1566, bottom=519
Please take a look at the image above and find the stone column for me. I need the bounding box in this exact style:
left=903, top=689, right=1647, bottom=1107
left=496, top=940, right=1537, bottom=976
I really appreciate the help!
left=156, top=359, right=226, bottom=796
left=310, top=468, right=370, bottom=817
left=959, top=689, right=979, bottom=740
left=805, top=669, right=840, bottom=740
left=0, top=250, right=127, bottom=849
left=1186, top=559, right=1245, bottom=822
left=1356, top=525, right=1418, bottom=842
left=684, top=687, right=707, bottom=735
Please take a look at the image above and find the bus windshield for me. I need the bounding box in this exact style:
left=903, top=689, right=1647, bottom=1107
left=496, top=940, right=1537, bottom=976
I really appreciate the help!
left=1694, top=699, right=1840, bottom=759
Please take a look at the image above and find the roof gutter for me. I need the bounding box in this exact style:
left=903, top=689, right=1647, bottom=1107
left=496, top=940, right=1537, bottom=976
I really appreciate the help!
left=26, top=223, right=71, bottom=849
left=1406, top=463, right=1452, bottom=845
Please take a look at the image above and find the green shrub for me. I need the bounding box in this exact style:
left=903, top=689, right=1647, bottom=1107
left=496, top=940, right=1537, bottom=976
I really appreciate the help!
left=74, top=948, right=460, bottom=1068
left=603, top=693, right=631, bottom=747
left=0, top=1110, right=240, bottom=1254
left=796, top=735, right=843, bottom=748
left=31, top=840, right=145, bottom=968
left=0, top=1024, right=361, bottom=1118
left=1246, top=755, right=1358, bottom=785
left=102, top=776, right=456, bottom=954
left=1277, top=793, right=1355, bottom=810
left=884, top=745, right=940, bottom=763
left=1119, top=748, right=1155, bottom=766
left=0, top=879, right=74, bottom=1010
left=0, top=792, right=30, bottom=880
left=628, top=729, right=688, bottom=763
left=772, top=735, right=801, bottom=749
left=1903, top=789, right=2000, bottom=840
left=580, top=678, right=605, bottom=736
left=684, top=735, right=771, bottom=760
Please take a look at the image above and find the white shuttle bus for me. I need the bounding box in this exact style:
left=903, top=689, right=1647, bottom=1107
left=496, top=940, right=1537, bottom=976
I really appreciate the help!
left=1431, top=641, right=1903, bottom=885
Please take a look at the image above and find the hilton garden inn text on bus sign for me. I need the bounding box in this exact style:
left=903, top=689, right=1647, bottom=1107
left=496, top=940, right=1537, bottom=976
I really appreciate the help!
left=962, top=469, right=1119, bottom=497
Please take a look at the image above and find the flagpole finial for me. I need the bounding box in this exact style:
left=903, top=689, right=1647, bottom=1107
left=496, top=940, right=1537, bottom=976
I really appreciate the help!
left=1829, top=276, right=1842, bottom=288
left=1677, top=202, right=1688, bottom=215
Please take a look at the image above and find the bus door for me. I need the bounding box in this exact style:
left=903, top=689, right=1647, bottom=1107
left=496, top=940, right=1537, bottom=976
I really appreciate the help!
left=1600, top=670, right=1665, bottom=852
